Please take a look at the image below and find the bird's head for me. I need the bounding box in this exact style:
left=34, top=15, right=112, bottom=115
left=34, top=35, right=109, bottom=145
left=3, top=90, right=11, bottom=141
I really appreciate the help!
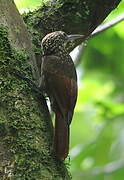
left=41, top=31, right=84, bottom=55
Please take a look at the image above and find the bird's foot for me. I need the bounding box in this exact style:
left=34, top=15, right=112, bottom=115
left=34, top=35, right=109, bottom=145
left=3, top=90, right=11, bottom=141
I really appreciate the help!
left=11, top=69, right=43, bottom=95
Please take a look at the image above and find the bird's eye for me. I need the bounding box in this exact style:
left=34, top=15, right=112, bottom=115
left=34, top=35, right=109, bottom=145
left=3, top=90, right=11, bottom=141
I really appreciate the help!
left=63, top=32, right=67, bottom=37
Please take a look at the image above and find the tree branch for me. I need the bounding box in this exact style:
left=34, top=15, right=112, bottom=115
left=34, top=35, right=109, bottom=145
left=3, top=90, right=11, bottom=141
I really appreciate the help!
left=90, top=13, right=124, bottom=38
left=73, top=13, right=124, bottom=66
left=24, top=0, right=122, bottom=52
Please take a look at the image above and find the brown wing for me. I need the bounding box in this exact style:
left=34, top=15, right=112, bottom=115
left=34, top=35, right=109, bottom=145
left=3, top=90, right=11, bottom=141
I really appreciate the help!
left=42, top=55, right=78, bottom=124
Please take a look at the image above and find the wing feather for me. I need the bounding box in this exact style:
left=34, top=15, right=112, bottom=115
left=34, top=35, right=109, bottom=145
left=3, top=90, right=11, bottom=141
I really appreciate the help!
left=42, top=55, right=77, bottom=123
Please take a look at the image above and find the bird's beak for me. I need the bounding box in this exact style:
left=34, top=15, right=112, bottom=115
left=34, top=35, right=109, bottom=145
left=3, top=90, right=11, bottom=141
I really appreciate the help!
left=67, top=34, right=84, bottom=41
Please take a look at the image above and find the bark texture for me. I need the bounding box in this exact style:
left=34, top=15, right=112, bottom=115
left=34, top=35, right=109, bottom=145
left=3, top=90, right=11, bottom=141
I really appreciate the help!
left=24, top=0, right=121, bottom=69
left=0, top=0, right=122, bottom=179
left=25, top=0, right=122, bottom=35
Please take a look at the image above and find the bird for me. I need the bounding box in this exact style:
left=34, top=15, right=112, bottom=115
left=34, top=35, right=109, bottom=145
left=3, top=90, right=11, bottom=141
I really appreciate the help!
left=40, top=31, right=83, bottom=160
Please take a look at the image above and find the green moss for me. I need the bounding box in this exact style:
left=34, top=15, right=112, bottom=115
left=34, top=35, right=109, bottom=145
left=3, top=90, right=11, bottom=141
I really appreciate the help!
left=0, top=25, right=70, bottom=180
left=0, top=26, right=51, bottom=179
left=0, top=26, right=12, bottom=58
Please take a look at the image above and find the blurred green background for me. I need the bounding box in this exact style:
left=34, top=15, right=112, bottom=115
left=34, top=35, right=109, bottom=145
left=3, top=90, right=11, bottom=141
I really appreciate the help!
left=14, top=0, right=124, bottom=179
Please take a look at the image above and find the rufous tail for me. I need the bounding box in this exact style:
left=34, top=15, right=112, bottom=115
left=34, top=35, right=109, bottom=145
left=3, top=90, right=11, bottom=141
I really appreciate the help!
left=54, top=112, right=69, bottom=160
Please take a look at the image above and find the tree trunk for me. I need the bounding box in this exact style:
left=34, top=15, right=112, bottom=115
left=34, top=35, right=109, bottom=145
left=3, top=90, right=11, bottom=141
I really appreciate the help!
left=0, top=0, right=121, bottom=179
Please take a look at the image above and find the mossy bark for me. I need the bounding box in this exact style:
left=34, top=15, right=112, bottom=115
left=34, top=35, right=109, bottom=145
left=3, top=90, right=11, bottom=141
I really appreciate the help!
left=25, top=0, right=122, bottom=36
left=0, top=0, right=122, bottom=179
left=0, top=0, right=70, bottom=179
left=24, top=0, right=121, bottom=67
left=0, top=25, right=70, bottom=180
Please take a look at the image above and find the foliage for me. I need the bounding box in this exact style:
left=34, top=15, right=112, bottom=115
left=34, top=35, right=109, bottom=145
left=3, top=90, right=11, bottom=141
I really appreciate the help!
left=14, top=0, right=44, bottom=13
left=15, top=0, right=124, bottom=179
left=70, top=1, right=124, bottom=179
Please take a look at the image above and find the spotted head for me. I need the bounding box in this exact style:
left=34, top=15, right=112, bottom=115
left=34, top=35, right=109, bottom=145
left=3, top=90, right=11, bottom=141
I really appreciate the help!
left=41, top=31, right=68, bottom=55
left=41, top=31, right=84, bottom=55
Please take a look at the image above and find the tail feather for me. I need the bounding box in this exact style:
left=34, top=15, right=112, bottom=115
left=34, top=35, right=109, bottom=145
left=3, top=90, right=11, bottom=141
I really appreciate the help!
left=54, top=112, right=69, bottom=160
